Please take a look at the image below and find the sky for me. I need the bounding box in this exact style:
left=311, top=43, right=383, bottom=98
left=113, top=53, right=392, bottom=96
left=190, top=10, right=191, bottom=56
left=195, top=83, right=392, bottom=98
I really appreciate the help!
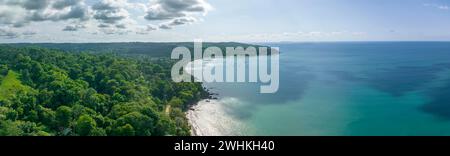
left=0, top=0, right=450, bottom=43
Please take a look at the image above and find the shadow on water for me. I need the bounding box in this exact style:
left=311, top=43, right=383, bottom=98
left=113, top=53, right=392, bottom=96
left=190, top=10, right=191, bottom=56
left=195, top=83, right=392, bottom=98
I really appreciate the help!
left=204, top=66, right=316, bottom=120
left=206, top=69, right=315, bottom=105
left=328, top=63, right=450, bottom=97
left=327, top=63, right=450, bottom=120
left=363, top=66, right=442, bottom=97
left=327, top=70, right=366, bottom=82
left=420, top=80, right=450, bottom=120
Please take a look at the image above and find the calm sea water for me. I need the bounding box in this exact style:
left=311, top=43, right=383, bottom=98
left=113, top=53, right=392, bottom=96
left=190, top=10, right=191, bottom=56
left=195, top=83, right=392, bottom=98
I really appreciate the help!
left=188, top=42, right=450, bottom=136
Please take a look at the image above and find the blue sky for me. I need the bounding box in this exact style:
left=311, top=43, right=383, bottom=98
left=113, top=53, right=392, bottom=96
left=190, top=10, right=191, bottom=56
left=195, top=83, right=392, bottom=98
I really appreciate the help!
left=0, top=0, right=450, bottom=42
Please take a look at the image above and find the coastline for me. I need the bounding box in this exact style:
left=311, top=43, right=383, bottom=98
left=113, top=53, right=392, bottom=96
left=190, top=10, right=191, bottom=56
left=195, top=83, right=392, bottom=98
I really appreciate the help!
left=186, top=101, right=202, bottom=136
left=185, top=88, right=251, bottom=136
left=186, top=99, right=225, bottom=136
left=186, top=86, right=215, bottom=136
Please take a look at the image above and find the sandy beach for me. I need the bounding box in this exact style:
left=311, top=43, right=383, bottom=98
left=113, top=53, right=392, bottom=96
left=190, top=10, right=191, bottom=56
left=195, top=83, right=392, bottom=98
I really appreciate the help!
left=186, top=98, right=251, bottom=136
left=186, top=99, right=228, bottom=136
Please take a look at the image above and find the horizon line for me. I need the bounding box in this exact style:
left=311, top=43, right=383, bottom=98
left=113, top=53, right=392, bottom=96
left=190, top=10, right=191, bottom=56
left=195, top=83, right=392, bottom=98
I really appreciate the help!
left=1, top=40, right=450, bottom=44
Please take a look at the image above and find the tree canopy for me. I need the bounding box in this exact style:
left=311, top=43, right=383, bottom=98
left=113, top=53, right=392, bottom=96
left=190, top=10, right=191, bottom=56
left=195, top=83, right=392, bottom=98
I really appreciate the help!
left=0, top=46, right=207, bottom=136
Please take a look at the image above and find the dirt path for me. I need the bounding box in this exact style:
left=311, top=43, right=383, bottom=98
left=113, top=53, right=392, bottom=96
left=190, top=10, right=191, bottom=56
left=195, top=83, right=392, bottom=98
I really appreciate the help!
left=165, top=105, right=171, bottom=115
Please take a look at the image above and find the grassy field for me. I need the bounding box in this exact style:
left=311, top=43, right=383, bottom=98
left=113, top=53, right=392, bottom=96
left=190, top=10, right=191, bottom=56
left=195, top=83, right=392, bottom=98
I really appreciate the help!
left=0, top=70, right=30, bottom=100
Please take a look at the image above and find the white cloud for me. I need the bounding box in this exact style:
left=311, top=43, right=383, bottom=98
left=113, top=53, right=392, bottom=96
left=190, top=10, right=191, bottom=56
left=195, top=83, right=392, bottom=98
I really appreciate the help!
left=22, top=31, right=37, bottom=36
left=0, top=26, right=40, bottom=39
left=62, top=24, right=86, bottom=31
left=158, top=16, right=196, bottom=29
left=424, top=3, right=449, bottom=10
left=439, top=5, right=449, bottom=10
left=146, top=24, right=157, bottom=31
left=0, top=0, right=213, bottom=38
left=159, top=24, right=172, bottom=30
left=144, top=0, right=212, bottom=20
left=0, top=0, right=90, bottom=27
left=0, top=28, right=20, bottom=39
left=92, top=0, right=131, bottom=25
left=204, top=31, right=369, bottom=42
left=135, top=24, right=158, bottom=35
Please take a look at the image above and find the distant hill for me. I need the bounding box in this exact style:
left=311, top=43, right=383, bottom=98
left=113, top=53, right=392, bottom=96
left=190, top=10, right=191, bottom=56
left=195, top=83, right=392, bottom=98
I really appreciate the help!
left=3, top=42, right=268, bottom=58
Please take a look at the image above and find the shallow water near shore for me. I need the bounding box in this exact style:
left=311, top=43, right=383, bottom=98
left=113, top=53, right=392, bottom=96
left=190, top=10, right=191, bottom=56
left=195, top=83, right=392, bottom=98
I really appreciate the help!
left=187, top=42, right=450, bottom=136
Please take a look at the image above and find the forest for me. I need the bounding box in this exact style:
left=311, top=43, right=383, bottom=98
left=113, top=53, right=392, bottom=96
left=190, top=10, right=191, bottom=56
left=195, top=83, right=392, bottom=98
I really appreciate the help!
left=0, top=46, right=208, bottom=136
left=7, top=42, right=264, bottom=58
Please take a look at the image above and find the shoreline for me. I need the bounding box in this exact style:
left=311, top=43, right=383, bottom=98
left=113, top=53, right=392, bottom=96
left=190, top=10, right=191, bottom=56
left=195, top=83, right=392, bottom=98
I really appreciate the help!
left=185, top=90, right=250, bottom=136
left=186, top=84, right=230, bottom=136
left=186, top=99, right=223, bottom=136
left=186, top=86, right=216, bottom=136
left=186, top=102, right=202, bottom=136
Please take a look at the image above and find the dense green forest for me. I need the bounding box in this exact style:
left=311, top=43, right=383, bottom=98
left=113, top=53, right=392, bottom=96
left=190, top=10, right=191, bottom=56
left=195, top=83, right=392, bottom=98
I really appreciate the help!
left=0, top=46, right=208, bottom=136
left=6, top=42, right=265, bottom=58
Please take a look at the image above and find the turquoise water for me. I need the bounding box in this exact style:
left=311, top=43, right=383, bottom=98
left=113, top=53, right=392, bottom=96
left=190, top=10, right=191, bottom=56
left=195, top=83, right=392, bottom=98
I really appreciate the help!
left=194, top=42, right=450, bottom=136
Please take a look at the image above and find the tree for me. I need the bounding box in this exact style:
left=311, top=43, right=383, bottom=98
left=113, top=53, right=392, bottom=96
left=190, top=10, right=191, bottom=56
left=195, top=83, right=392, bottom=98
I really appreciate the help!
left=154, top=114, right=176, bottom=136
left=113, top=124, right=135, bottom=136
left=89, top=128, right=107, bottom=136
left=6, top=109, right=18, bottom=121
left=0, top=46, right=207, bottom=136
left=56, top=106, right=73, bottom=128
left=168, top=97, right=183, bottom=108
left=83, top=88, right=107, bottom=113
left=38, top=106, right=56, bottom=126
left=0, top=120, right=23, bottom=136
left=0, top=120, right=45, bottom=136
left=115, top=112, right=155, bottom=136
left=0, top=64, right=8, bottom=76
left=75, top=115, right=97, bottom=136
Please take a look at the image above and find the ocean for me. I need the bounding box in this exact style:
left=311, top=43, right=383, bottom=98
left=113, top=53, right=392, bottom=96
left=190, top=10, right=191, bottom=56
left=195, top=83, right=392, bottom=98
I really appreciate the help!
left=187, top=42, right=450, bottom=136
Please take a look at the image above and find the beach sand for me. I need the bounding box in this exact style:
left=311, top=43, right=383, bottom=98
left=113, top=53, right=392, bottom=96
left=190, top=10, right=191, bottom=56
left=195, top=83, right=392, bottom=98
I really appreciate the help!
left=186, top=98, right=251, bottom=136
